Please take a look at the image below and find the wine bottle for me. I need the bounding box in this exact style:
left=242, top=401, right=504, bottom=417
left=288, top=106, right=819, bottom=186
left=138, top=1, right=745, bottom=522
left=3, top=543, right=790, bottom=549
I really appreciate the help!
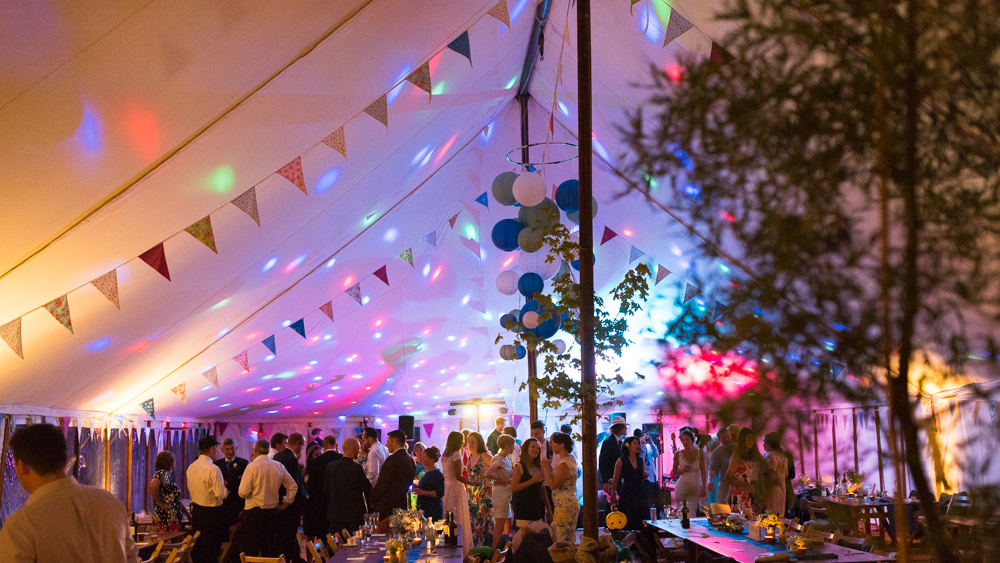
left=444, top=511, right=458, bottom=546
left=130, top=512, right=138, bottom=541
left=680, top=500, right=690, bottom=529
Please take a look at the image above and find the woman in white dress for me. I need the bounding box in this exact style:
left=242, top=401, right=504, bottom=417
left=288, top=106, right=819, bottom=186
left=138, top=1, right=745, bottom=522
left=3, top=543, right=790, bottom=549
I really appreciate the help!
left=485, top=435, right=515, bottom=550
left=672, top=430, right=706, bottom=513
left=442, top=431, right=473, bottom=555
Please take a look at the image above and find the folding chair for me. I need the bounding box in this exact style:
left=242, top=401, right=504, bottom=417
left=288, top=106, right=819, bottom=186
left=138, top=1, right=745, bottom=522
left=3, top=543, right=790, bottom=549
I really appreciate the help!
left=140, top=540, right=165, bottom=563
left=325, top=533, right=342, bottom=554
left=240, top=556, right=288, bottom=563
left=307, top=539, right=328, bottom=563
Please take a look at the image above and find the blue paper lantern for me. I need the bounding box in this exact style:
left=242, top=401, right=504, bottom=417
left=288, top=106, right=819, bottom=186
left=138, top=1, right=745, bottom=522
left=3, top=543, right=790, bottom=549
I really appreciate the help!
left=514, top=345, right=527, bottom=359
left=491, top=218, right=523, bottom=251
left=518, top=273, right=544, bottom=298
left=571, top=252, right=596, bottom=271
left=519, top=299, right=561, bottom=339
left=555, top=179, right=580, bottom=213
left=499, top=314, right=516, bottom=331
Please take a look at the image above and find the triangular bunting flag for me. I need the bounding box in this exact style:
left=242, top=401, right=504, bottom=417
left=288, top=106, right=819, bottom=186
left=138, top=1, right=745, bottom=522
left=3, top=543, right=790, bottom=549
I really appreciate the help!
left=629, top=245, right=645, bottom=264
left=171, top=383, right=187, bottom=404
left=461, top=236, right=481, bottom=258
left=398, top=248, right=414, bottom=266
left=262, top=335, right=277, bottom=356
left=713, top=302, right=728, bottom=320
left=831, top=363, right=845, bottom=379
left=424, top=423, right=434, bottom=439
left=630, top=0, right=641, bottom=15
left=140, top=398, right=155, bottom=419
left=277, top=156, right=308, bottom=195
left=487, top=0, right=511, bottom=31
left=233, top=350, right=250, bottom=372
left=90, top=270, right=121, bottom=309
left=290, top=318, right=306, bottom=339
left=682, top=283, right=700, bottom=303
left=321, top=126, right=347, bottom=160
left=346, top=283, right=362, bottom=305
left=470, top=276, right=483, bottom=287
left=319, top=301, right=335, bottom=322
left=655, top=264, right=671, bottom=285
left=363, top=95, right=389, bottom=130
left=469, top=326, right=489, bottom=337
left=43, top=295, right=73, bottom=333
left=139, top=243, right=171, bottom=281
left=512, top=414, right=523, bottom=429
left=600, top=226, right=618, bottom=245
left=0, top=317, right=23, bottom=359
left=231, top=186, right=261, bottom=226
left=448, top=212, right=460, bottom=229
left=708, top=42, right=735, bottom=74
left=461, top=200, right=482, bottom=224
left=663, top=8, right=695, bottom=47
left=447, top=31, right=472, bottom=66
left=405, top=61, right=432, bottom=101
left=422, top=231, right=437, bottom=246
left=469, top=301, right=486, bottom=313
left=184, top=216, right=218, bottom=253
left=202, top=366, right=220, bottom=388
left=475, top=192, right=489, bottom=208
left=373, top=265, right=389, bottom=286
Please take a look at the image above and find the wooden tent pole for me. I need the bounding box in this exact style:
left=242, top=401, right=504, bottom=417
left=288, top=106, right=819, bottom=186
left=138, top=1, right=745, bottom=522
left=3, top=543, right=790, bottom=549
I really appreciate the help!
left=795, top=411, right=805, bottom=480
left=831, top=409, right=838, bottom=480
left=874, top=407, right=886, bottom=491
left=812, top=412, right=820, bottom=481
left=852, top=408, right=859, bottom=473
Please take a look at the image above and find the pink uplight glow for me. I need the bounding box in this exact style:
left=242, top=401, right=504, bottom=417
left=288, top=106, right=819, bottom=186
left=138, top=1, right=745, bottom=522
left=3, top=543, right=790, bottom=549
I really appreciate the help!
left=657, top=347, right=759, bottom=396
left=665, top=64, right=684, bottom=83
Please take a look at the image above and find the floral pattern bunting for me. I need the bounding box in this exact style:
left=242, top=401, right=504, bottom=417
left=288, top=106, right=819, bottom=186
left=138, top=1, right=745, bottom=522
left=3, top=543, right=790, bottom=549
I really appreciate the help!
left=140, top=398, right=155, bottom=419
left=486, top=0, right=510, bottom=31
left=277, top=156, right=308, bottom=195
left=231, top=187, right=261, bottom=226
left=322, top=126, right=347, bottom=160
left=655, top=264, right=671, bottom=285
left=0, top=317, right=23, bottom=358
left=364, top=95, right=389, bottom=130
left=90, top=270, right=121, bottom=309
left=663, top=7, right=694, bottom=47
left=290, top=318, right=306, bottom=339
left=171, top=383, right=187, bottom=404
left=682, top=282, right=700, bottom=303
left=202, top=366, right=219, bottom=388
left=406, top=61, right=433, bottom=101
left=233, top=350, right=250, bottom=372
left=628, top=245, right=645, bottom=264
left=448, top=212, right=460, bottom=229
left=399, top=248, right=414, bottom=266
left=184, top=216, right=218, bottom=253
left=346, top=283, right=362, bottom=305
left=422, top=231, right=437, bottom=247
left=319, top=301, right=335, bottom=322
left=44, top=295, right=74, bottom=333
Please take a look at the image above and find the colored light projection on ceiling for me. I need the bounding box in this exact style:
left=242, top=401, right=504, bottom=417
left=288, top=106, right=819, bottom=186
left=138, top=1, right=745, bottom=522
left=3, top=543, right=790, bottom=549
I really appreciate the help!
left=657, top=346, right=759, bottom=396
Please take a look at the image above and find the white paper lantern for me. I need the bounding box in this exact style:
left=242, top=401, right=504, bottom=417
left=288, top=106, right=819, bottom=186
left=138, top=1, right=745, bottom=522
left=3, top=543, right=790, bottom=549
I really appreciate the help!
left=522, top=311, right=540, bottom=329
left=512, top=172, right=547, bottom=207
left=496, top=269, right=520, bottom=295
left=520, top=248, right=561, bottom=279
left=552, top=339, right=567, bottom=354
left=567, top=235, right=581, bottom=261
left=499, top=344, right=517, bottom=360
left=508, top=309, right=523, bottom=332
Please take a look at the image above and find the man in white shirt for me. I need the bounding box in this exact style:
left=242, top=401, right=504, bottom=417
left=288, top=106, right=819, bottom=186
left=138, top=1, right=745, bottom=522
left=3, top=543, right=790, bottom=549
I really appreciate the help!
left=269, top=432, right=288, bottom=459
left=635, top=429, right=662, bottom=517
left=361, top=427, right=389, bottom=486
left=239, top=439, right=297, bottom=558
left=187, top=435, right=228, bottom=563
left=0, top=424, right=137, bottom=562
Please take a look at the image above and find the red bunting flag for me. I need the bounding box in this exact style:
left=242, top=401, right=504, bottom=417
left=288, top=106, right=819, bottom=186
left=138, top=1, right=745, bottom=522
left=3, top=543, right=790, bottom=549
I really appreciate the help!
left=682, top=283, right=700, bottom=303
left=231, top=187, right=261, bottom=226
left=373, top=265, right=389, bottom=286
left=319, top=301, right=335, bottom=322
left=44, top=295, right=73, bottom=333
left=600, top=226, right=618, bottom=245
left=139, top=243, right=171, bottom=281
left=90, top=270, right=121, bottom=309
left=277, top=156, right=308, bottom=195
left=708, top=42, right=735, bottom=75
left=233, top=350, right=250, bottom=372
left=364, top=95, right=389, bottom=131
left=448, top=212, right=460, bottom=229
left=406, top=61, right=432, bottom=101
left=321, top=126, right=347, bottom=160
left=184, top=216, right=218, bottom=253
left=0, top=317, right=23, bottom=358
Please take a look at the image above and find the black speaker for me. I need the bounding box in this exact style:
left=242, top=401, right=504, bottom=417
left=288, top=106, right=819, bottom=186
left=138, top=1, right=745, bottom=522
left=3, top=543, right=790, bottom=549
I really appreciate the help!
left=399, top=415, right=415, bottom=439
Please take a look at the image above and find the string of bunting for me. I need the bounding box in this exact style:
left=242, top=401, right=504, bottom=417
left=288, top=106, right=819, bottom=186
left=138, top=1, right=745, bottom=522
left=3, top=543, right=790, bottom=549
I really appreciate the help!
left=0, top=0, right=513, bottom=361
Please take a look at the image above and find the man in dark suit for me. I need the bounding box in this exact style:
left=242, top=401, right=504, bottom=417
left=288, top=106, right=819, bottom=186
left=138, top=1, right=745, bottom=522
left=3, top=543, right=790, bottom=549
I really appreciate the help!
left=214, top=438, right=249, bottom=526
left=273, top=432, right=307, bottom=563
left=370, top=430, right=416, bottom=518
left=326, top=438, right=372, bottom=536
left=599, top=416, right=627, bottom=527
left=304, top=435, right=342, bottom=542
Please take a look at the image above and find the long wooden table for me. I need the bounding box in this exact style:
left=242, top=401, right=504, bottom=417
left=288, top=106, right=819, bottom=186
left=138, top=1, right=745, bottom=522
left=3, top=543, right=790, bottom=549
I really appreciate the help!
left=822, top=497, right=919, bottom=541
left=328, top=532, right=465, bottom=563
left=648, top=518, right=895, bottom=562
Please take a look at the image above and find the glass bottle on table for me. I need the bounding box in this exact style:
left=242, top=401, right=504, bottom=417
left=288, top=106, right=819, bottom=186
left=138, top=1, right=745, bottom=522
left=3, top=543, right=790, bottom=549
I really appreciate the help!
left=680, top=500, right=690, bottom=529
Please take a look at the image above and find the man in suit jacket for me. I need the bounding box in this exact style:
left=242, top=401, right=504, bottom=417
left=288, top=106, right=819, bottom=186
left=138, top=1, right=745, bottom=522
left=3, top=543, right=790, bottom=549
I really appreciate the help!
left=370, top=429, right=416, bottom=518
left=215, top=438, right=249, bottom=526
left=304, top=435, right=342, bottom=541
left=273, top=432, right=307, bottom=563
left=326, top=438, right=372, bottom=535
left=599, top=416, right=627, bottom=527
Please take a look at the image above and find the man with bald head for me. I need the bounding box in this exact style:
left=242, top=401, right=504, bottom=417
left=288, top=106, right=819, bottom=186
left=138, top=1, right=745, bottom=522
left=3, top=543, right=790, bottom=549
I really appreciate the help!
left=325, top=438, right=373, bottom=535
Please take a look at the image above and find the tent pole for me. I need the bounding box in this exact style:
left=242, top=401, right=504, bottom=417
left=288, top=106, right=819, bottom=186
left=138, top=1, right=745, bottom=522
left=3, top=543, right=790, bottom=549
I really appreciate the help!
left=812, top=412, right=819, bottom=482
left=831, top=409, right=838, bottom=481
left=852, top=408, right=859, bottom=473
left=796, top=411, right=805, bottom=481
left=576, top=0, right=599, bottom=541
left=875, top=408, right=885, bottom=491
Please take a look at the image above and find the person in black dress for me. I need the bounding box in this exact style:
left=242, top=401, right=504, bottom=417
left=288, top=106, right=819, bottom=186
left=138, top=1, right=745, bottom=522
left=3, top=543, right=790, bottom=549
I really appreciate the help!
left=412, top=446, right=445, bottom=520
left=610, top=436, right=648, bottom=531
left=510, top=438, right=551, bottom=529
left=304, top=436, right=342, bottom=543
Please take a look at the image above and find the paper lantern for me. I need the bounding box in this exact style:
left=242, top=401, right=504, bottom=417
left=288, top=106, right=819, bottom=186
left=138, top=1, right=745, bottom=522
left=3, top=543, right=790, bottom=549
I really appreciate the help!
left=554, top=260, right=571, bottom=280
left=566, top=212, right=579, bottom=224
left=492, top=172, right=519, bottom=206
left=567, top=236, right=581, bottom=261
left=512, top=172, right=547, bottom=207
left=518, top=273, right=544, bottom=298
left=520, top=249, right=561, bottom=279
left=555, top=179, right=580, bottom=213
left=496, top=269, right=520, bottom=295
left=499, top=344, right=517, bottom=360
left=514, top=345, right=527, bottom=359
left=552, top=339, right=567, bottom=354
left=522, top=311, right=540, bottom=329
left=517, top=227, right=544, bottom=253
left=518, top=198, right=559, bottom=228
left=500, top=314, right=515, bottom=331
left=491, top=219, right=523, bottom=252
left=571, top=252, right=595, bottom=271
left=533, top=312, right=561, bottom=339
left=564, top=197, right=599, bottom=223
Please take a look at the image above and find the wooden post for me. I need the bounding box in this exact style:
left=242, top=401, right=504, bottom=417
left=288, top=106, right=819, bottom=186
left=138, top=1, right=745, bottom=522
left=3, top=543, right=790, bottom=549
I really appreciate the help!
left=874, top=407, right=886, bottom=491
left=831, top=409, right=838, bottom=481
left=104, top=424, right=111, bottom=491
left=795, top=411, right=806, bottom=479
left=852, top=408, right=859, bottom=473
left=528, top=350, right=539, bottom=423
left=812, top=411, right=820, bottom=480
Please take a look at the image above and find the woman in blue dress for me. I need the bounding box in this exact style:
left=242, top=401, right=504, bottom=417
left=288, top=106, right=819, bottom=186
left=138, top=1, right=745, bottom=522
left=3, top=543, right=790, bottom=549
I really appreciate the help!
left=609, top=437, right=648, bottom=531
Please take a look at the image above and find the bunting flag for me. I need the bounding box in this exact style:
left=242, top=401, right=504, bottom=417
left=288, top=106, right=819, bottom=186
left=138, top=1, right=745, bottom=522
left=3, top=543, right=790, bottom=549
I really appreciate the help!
left=831, top=363, right=845, bottom=379
left=398, top=248, right=414, bottom=266
left=363, top=95, right=389, bottom=130
left=655, top=264, right=671, bottom=285
left=469, top=326, right=489, bottom=337
left=171, top=383, right=187, bottom=404
left=43, top=295, right=73, bottom=333
left=600, top=226, right=618, bottom=245
left=424, top=423, right=434, bottom=439
left=707, top=42, right=735, bottom=75
left=405, top=61, right=432, bottom=101
left=470, top=275, right=483, bottom=287
left=713, top=302, right=728, bottom=320
left=373, top=265, right=389, bottom=286
left=487, top=0, right=511, bottom=31
left=682, top=283, right=700, bottom=303
left=262, top=335, right=277, bottom=356
left=663, top=7, right=695, bottom=47
left=319, top=301, right=335, bottom=322
left=231, top=186, right=261, bottom=226
left=90, top=270, right=121, bottom=309
left=461, top=200, right=482, bottom=224
left=202, top=366, right=220, bottom=388
left=346, top=283, right=362, bottom=305
left=140, top=398, right=155, bottom=419
left=512, top=414, right=523, bottom=429
left=0, top=317, right=23, bottom=359
left=139, top=243, right=171, bottom=281
left=233, top=350, right=250, bottom=372
left=448, top=212, right=461, bottom=229
left=630, top=0, right=641, bottom=15
left=277, top=156, right=308, bottom=195
left=628, top=245, right=645, bottom=263
left=422, top=231, right=437, bottom=247
left=469, top=301, right=486, bottom=313
left=447, top=31, right=472, bottom=66
left=461, top=236, right=481, bottom=258
left=184, top=216, right=218, bottom=253
left=475, top=192, right=489, bottom=208
left=290, top=318, right=306, bottom=339
left=321, top=126, right=348, bottom=160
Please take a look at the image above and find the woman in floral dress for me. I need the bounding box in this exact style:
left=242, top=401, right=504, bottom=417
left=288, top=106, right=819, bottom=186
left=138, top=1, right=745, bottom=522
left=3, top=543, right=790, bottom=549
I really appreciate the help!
left=466, top=432, right=494, bottom=548
left=725, top=428, right=763, bottom=514
left=149, top=451, right=188, bottom=532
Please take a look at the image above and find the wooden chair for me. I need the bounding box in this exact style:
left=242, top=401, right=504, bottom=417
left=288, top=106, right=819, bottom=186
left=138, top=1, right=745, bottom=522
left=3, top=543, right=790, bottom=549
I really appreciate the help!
left=325, top=533, right=341, bottom=554
left=803, top=527, right=841, bottom=544
left=489, top=538, right=511, bottom=563
left=306, top=539, right=328, bottom=563
left=140, top=540, right=165, bottom=563
left=786, top=520, right=806, bottom=534
left=163, top=544, right=191, bottom=563
left=240, top=556, right=288, bottom=563
left=340, top=528, right=352, bottom=542
left=947, top=492, right=972, bottom=515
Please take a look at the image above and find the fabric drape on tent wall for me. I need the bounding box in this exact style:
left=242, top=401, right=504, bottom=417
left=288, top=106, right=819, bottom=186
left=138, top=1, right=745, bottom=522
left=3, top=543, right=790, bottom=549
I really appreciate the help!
left=109, top=427, right=129, bottom=506
left=131, top=428, right=148, bottom=514
left=929, top=388, right=1000, bottom=495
